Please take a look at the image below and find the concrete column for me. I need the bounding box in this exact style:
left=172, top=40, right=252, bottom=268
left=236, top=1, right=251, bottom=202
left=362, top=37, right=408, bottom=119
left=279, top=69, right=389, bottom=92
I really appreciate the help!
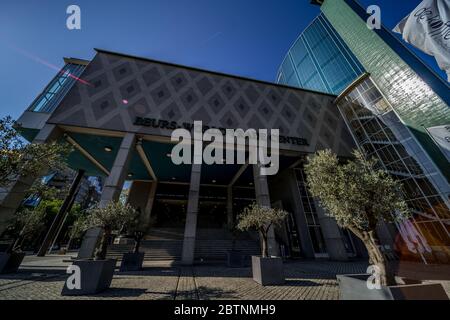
left=99, top=133, right=136, bottom=208
left=142, top=181, right=158, bottom=229
left=314, top=200, right=348, bottom=261
left=181, top=164, right=201, bottom=265
left=226, top=186, right=233, bottom=229
left=78, top=133, right=136, bottom=259
left=252, top=164, right=280, bottom=257
left=127, top=180, right=157, bottom=226
left=0, top=124, right=61, bottom=235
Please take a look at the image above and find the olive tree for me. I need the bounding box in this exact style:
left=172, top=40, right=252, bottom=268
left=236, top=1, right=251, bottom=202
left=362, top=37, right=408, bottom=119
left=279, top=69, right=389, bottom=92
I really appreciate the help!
left=7, top=207, right=47, bottom=252
left=66, top=214, right=89, bottom=251
left=0, top=116, right=71, bottom=188
left=119, top=208, right=149, bottom=254
left=305, top=149, right=409, bottom=286
left=86, top=201, right=136, bottom=260
left=237, top=203, right=288, bottom=258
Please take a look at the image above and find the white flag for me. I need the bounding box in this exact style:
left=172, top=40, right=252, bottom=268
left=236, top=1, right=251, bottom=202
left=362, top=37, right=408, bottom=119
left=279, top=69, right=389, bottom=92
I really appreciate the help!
left=426, top=125, right=450, bottom=162
left=393, top=0, right=450, bottom=81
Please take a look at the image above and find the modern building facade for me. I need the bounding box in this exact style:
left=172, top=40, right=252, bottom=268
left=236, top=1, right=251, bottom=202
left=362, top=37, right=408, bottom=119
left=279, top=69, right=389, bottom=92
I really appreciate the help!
left=276, top=12, right=365, bottom=95
left=1, top=0, right=448, bottom=265
left=278, top=0, right=450, bottom=263
left=1, top=49, right=364, bottom=264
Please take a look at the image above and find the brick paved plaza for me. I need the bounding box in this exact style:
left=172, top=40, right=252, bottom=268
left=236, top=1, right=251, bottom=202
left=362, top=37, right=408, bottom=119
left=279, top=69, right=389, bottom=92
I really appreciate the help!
left=0, top=256, right=448, bottom=300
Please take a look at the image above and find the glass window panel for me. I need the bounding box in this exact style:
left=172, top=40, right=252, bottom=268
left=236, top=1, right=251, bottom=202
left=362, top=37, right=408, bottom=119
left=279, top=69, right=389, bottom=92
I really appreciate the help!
left=29, top=63, right=86, bottom=113
left=415, top=221, right=450, bottom=246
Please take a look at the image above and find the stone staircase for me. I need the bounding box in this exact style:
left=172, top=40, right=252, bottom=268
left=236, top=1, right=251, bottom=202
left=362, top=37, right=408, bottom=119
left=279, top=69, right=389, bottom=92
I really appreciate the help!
left=107, top=228, right=260, bottom=262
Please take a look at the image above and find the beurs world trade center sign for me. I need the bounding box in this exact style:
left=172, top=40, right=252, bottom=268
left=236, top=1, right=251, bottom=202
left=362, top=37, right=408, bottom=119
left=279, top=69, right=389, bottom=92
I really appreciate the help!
left=134, top=116, right=310, bottom=147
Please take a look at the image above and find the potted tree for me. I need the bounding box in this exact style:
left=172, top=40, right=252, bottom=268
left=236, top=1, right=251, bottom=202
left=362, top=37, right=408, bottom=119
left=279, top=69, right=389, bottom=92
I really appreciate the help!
left=0, top=207, right=46, bottom=274
left=61, top=201, right=136, bottom=296
left=64, top=214, right=89, bottom=253
left=305, top=149, right=448, bottom=300
left=237, top=203, right=287, bottom=285
left=119, top=211, right=147, bottom=272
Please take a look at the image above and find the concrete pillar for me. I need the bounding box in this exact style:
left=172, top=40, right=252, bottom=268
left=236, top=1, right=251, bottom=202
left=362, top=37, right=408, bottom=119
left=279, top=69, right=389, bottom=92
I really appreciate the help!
left=99, top=133, right=136, bottom=208
left=226, top=186, right=233, bottom=229
left=252, top=164, right=280, bottom=257
left=142, top=181, right=158, bottom=229
left=314, top=200, right=348, bottom=261
left=78, top=133, right=136, bottom=259
left=127, top=180, right=157, bottom=226
left=181, top=164, right=201, bottom=265
left=0, top=124, right=61, bottom=235
left=127, top=181, right=150, bottom=210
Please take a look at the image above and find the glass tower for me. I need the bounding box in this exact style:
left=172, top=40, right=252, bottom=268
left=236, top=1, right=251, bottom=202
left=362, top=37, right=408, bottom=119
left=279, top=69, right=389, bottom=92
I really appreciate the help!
left=278, top=5, right=450, bottom=262
left=337, top=76, right=450, bottom=260
left=276, top=13, right=365, bottom=95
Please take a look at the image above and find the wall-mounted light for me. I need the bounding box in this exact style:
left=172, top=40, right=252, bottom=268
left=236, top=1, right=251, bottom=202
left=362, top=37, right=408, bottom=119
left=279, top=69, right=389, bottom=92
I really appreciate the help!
left=127, top=173, right=133, bottom=178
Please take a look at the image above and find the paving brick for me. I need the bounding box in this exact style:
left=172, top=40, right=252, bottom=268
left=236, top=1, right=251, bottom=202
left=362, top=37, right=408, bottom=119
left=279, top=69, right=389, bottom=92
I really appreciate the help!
left=0, top=256, right=448, bottom=300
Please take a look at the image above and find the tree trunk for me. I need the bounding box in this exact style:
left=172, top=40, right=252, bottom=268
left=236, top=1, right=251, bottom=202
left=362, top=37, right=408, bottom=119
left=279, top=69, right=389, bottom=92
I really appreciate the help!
left=66, top=236, right=73, bottom=251
left=95, top=226, right=110, bottom=260
left=10, top=236, right=21, bottom=252
left=363, top=230, right=396, bottom=286
left=133, top=237, right=141, bottom=254
left=260, top=231, right=268, bottom=258
left=12, top=230, right=26, bottom=252
left=133, top=231, right=144, bottom=253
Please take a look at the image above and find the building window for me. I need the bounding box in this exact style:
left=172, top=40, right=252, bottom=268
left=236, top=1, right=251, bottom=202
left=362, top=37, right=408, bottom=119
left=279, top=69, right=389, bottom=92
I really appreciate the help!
left=28, top=63, right=86, bottom=113
left=276, top=13, right=365, bottom=95
left=295, top=167, right=327, bottom=254
left=337, top=77, right=450, bottom=253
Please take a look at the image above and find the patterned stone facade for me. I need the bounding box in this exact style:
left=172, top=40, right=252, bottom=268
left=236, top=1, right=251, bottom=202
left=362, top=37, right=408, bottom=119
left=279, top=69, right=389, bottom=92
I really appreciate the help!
left=48, top=50, right=355, bottom=156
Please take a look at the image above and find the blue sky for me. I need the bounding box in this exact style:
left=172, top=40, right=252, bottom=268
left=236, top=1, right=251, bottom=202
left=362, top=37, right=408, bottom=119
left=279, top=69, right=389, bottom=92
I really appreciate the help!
left=0, top=0, right=444, bottom=120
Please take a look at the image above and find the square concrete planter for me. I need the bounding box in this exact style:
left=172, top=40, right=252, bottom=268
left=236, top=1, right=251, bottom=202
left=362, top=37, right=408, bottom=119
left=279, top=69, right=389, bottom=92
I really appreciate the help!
left=337, top=274, right=449, bottom=300
left=251, top=256, right=284, bottom=286
left=120, top=252, right=145, bottom=272
left=227, top=250, right=245, bottom=268
left=61, top=259, right=116, bottom=296
left=0, top=252, right=26, bottom=274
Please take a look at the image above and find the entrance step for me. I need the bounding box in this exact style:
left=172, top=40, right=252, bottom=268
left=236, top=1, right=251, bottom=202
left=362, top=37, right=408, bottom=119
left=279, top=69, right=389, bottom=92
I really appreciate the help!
left=194, top=239, right=260, bottom=261
left=143, top=228, right=258, bottom=241
left=144, top=228, right=184, bottom=240
left=108, top=240, right=183, bottom=261
left=108, top=228, right=261, bottom=262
